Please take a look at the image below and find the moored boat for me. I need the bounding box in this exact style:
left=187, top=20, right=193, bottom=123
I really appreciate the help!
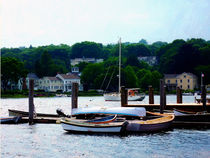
left=72, top=107, right=146, bottom=117
left=0, top=116, right=22, bottom=124
left=126, top=112, right=175, bottom=132
left=173, top=109, right=197, bottom=116
left=104, top=90, right=145, bottom=101
left=85, top=115, right=117, bottom=124
left=60, top=117, right=128, bottom=133
left=8, top=109, right=59, bottom=118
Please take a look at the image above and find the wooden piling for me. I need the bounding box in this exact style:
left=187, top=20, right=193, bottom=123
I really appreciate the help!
left=72, top=82, right=78, bottom=109
left=149, top=85, right=154, bottom=104
left=121, top=86, right=128, bottom=107
left=160, top=79, right=165, bottom=114
left=164, top=85, right=167, bottom=109
left=176, top=87, right=182, bottom=104
left=29, top=79, right=34, bottom=125
left=201, top=85, right=207, bottom=111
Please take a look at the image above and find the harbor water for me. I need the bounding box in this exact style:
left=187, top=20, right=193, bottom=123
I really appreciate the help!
left=1, top=95, right=210, bottom=158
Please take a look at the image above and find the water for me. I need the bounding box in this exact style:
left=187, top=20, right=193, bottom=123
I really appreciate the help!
left=1, top=96, right=210, bottom=158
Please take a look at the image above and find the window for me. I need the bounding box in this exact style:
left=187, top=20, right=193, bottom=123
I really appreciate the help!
left=181, top=85, right=182, bottom=89
left=188, top=79, right=190, bottom=83
left=188, top=85, right=190, bottom=89
left=180, top=79, right=182, bottom=83
left=167, top=80, right=170, bottom=84
left=184, top=75, right=186, bottom=78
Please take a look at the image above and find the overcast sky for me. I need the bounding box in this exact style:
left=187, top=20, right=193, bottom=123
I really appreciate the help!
left=1, top=0, right=210, bottom=48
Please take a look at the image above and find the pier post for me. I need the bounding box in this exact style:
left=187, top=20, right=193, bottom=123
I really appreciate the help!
left=164, top=85, right=167, bottom=109
left=160, top=79, right=165, bottom=114
left=29, top=79, right=34, bottom=125
left=201, top=85, right=207, bottom=111
left=176, top=87, right=182, bottom=104
left=72, top=82, right=78, bottom=110
left=149, top=85, right=154, bottom=104
left=121, top=86, right=128, bottom=107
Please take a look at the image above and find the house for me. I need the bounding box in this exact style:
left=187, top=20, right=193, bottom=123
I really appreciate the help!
left=70, top=58, right=104, bottom=66
left=138, top=56, right=157, bottom=66
left=38, top=77, right=63, bottom=92
left=164, top=72, right=198, bottom=91
left=37, top=73, right=83, bottom=92
left=17, top=73, right=39, bottom=90
left=56, top=73, right=83, bottom=92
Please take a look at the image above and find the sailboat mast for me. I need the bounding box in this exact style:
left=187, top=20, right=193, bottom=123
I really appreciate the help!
left=119, top=38, right=121, bottom=94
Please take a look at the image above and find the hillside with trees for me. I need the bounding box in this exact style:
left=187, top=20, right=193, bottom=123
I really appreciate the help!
left=1, top=38, right=210, bottom=92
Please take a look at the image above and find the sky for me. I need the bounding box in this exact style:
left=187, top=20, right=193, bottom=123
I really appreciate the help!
left=1, top=0, right=210, bottom=48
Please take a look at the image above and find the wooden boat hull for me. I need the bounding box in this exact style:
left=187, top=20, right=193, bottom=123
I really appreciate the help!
left=86, top=115, right=117, bottom=124
left=61, top=118, right=128, bottom=133
left=0, top=116, right=22, bottom=124
left=173, top=109, right=196, bottom=116
left=8, top=109, right=59, bottom=118
left=126, top=112, right=175, bottom=132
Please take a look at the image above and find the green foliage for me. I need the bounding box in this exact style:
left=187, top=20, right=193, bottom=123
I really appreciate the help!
left=35, top=51, right=67, bottom=78
left=1, top=57, right=28, bottom=91
left=136, top=69, right=162, bottom=91
left=1, top=38, right=210, bottom=92
left=138, top=39, right=148, bottom=45
left=81, top=63, right=104, bottom=90
left=125, top=43, right=151, bottom=57
left=125, top=55, right=140, bottom=67
left=123, top=66, right=138, bottom=88
left=71, top=41, right=103, bottom=58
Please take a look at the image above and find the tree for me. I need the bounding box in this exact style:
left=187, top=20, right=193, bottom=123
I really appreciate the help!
left=81, top=63, right=104, bottom=90
left=1, top=57, right=27, bottom=91
left=71, top=41, right=103, bottom=58
left=139, top=39, right=148, bottom=45
left=35, top=50, right=66, bottom=78
left=123, top=66, right=138, bottom=88
left=125, top=43, right=151, bottom=57
left=125, top=55, right=140, bottom=67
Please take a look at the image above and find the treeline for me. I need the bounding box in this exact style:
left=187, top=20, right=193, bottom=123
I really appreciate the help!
left=1, top=38, right=210, bottom=91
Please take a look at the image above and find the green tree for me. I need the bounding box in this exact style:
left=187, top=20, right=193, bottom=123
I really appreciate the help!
left=125, top=43, right=151, bottom=57
left=123, top=66, right=138, bottom=88
left=81, top=63, right=104, bottom=90
left=125, top=55, right=140, bottom=67
left=1, top=57, right=27, bottom=91
left=71, top=41, right=103, bottom=58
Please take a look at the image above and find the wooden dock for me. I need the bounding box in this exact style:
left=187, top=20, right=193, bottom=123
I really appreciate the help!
left=20, top=117, right=60, bottom=124
left=125, top=103, right=210, bottom=112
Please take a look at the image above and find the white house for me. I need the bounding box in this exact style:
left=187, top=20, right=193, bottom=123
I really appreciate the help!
left=138, top=56, right=157, bottom=66
left=70, top=58, right=104, bottom=66
left=56, top=73, right=83, bottom=92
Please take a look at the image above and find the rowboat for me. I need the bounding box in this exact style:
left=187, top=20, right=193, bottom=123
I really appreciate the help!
left=61, top=117, right=128, bottom=133
left=126, top=112, right=175, bottom=132
left=173, top=109, right=210, bottom=126
left=0, top=116, right=22, bottom=124
left=8, top=109, right=59, bottom=118
left=72, top=107, right=146, bottom=117
left=173, top=109, right=197, bottom=116
left=85, top=115, right=117, bottom=124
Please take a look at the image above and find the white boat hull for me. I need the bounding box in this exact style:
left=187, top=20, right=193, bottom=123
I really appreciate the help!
left=61, top=122, right=123, bottom=133
left=72, top=107, right=146, bottom=117
left=104, top=93, right=145, bottom=101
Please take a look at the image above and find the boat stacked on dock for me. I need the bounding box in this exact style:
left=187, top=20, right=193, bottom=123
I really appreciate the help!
left=59, top=107, right=175, bottom=134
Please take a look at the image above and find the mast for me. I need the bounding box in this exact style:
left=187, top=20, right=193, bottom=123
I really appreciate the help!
left=119, top=38, right=121, bottom=94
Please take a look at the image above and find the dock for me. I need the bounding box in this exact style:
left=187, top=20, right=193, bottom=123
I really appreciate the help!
left=125, top=103, right=210, bottom=112
left=2, top=82, right=210, bottom=129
